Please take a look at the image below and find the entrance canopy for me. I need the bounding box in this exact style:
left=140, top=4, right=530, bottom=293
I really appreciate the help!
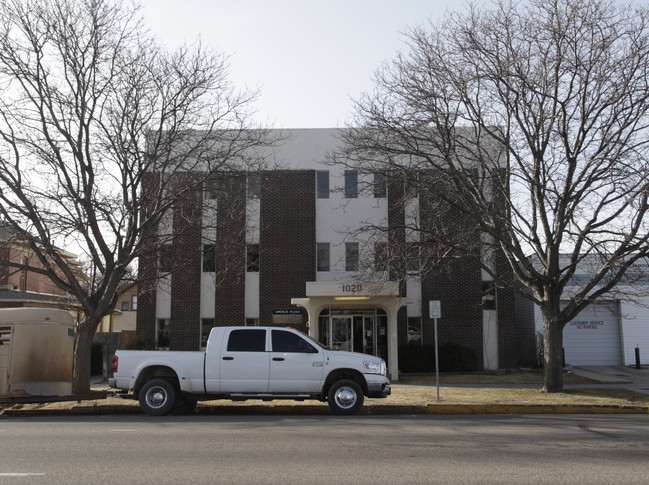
left=291, top=281, right=412, bottom=381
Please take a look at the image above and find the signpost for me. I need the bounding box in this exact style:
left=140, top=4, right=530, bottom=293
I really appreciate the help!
left=429, top=301, right=441, bottom=401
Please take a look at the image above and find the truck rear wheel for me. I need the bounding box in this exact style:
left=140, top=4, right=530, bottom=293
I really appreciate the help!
left=327, top=379, right=364, bottom=415
left=139, top=379, right=178, bottom=416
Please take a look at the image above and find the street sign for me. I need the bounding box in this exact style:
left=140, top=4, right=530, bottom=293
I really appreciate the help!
left=429, top=300, right=441, bottom=319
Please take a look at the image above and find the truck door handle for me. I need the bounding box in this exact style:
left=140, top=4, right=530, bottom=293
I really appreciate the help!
left=272, top=357, right=285, bottom=361
left=223, top=356, right=234, bottom=360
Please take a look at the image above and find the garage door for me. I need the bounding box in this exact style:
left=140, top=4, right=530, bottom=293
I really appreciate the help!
left=563, top=302, right=621, bottom=366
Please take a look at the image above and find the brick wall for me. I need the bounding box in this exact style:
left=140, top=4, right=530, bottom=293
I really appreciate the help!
left=418, top=170, right=484, bottom=367
left=213, top=174, right=246, bottom=325
left=168, top=181, right=202, bottom=350
left=136, top=172, right=160, bottom=346
left=259, top=171, right=315, bottom=332
left=386, top=178, right=409, bottom=345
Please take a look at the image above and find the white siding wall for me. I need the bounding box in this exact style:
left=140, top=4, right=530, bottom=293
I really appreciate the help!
left=532, top=301, right=623, bottom=366
left=620, top=301, right=649, bottom=365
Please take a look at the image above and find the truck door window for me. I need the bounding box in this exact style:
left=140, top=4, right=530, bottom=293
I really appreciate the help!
left=272, top=330, right=317, bottom=353
left=227, top=329, right=266, bottom=352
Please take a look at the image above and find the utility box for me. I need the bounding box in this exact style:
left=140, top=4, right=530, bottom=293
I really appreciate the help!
left=0, top=308, right=75, bottom=398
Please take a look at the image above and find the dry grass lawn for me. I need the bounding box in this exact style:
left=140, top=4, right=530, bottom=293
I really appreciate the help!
left=390, top=385, right=649, bottom=407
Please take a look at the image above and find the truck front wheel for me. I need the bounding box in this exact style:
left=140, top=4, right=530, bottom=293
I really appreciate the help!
left=327, top=379, right=364, bottom=415
left=139, top=379, right=178, bottom=416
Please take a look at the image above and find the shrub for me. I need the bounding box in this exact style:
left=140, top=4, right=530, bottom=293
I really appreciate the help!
left=398, top=343, right=478, bottom=373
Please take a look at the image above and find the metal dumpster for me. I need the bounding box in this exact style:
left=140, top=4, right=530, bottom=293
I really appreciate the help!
left=0, top=308, right=75, bottom=398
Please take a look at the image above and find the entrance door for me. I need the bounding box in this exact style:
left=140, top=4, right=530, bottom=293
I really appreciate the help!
left=318, top=309, right=387, bottom=363
left=363, top=316, right=376, bottom=355
left=331, top=317, right=352, bottom=351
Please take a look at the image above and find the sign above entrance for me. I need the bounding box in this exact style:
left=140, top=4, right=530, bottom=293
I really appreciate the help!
left=305, top=281, right=400, bottom=298
left=272, top=309, right=303, bottom=326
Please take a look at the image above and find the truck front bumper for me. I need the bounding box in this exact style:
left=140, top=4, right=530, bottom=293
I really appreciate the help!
left=366, top=375, right=391, bottom=398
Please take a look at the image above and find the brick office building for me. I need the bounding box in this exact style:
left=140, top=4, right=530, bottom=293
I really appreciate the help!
left=136, top=129, right=516, bottom=380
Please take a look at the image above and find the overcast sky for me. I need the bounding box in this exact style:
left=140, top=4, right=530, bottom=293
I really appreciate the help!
left=139, top=0, right=465, bottom=129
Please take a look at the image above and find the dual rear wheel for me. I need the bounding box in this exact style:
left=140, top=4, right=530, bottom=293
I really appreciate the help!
left=138, top=378, right=195, bottom=416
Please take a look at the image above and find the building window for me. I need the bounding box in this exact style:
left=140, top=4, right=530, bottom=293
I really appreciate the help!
left=346, top=242, right=359, bottom=272
left=159, top=245, right=172, bottom=273
left=375, top=242, right=388, bottom=272
left=374, top=173, right=387, bottom=198
left=204, top=176, right=218, bottom=200
left=317, top=243, right=330, bottom=272
left=157, top=318, right=170, bottom=348
left=121, top=301, right=129, bottom=311
left=247, top=173, right=261, bottom=199
left=482, top=282, right=496, bottom=310
left=203, top=244, right=216, bottom=272
left=407, top=317, right=422, bottom=344
left=131, top=295, right=138, bottom=311
left=344, top=171, right=358, bottom=198
left=201, top=318, right=215, bottom=348
left=247, top=244, right=260, bottom=272
left=406, top=244, right=420, bottom=273
left=245, top=318, right=259, bottom=326
left=316, top=171, right=329, bottom=199
left=405, top=176, right=419, bottom=199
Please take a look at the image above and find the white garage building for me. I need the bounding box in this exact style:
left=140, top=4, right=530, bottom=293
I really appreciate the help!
left=516, top=261, right=649, bottom=367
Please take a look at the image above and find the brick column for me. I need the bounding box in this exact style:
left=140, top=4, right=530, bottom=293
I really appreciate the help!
left=259, top=170, right=315, bottom=332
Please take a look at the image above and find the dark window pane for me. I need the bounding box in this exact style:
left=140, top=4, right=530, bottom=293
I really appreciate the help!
left=316, top=171, right=329, bottom=199
left=227, top=329, right=266, bottom=352
left=247, top=244, right=260, bottom=272
left=247, top=173, right=261, bottom=199
left=346, top=242, right=359, bottom=271
left=375, top=242, right=388, bottom=272
left=345, top=171, right=358, bottom=198
left=157, top=319, right=170, bottom=348
left=406, top=244, right=420, bottom=273
left=201, top=318, right=215, bottom=347
left=159, top=245, right=172, bottom=273
left=317, top=243, right=330, bottom=272
left=407, top=317, right=422, bottom=344
left=203, top=244, right=216, bottom=272
left=374, top=173, right=387, bottom=198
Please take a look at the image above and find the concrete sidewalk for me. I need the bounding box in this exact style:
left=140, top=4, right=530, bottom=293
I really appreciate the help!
left=569, top=365, right=649, bottom=395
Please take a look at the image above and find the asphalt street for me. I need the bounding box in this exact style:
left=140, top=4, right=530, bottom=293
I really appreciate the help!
left=1, top=414, right=648, bottom=484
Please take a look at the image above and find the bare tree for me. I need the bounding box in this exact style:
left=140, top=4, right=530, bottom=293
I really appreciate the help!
left=338, top=0, right=649, bottom=391
left=0, top=0, right=273, bottom=393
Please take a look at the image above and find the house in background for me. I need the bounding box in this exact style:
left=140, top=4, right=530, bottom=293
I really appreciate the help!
left=99, top=282, right=138, bottom=333
left=0, top=224, right=81, bottom=313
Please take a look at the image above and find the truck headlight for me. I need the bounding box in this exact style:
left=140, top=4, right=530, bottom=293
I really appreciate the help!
left=363, top=360, right=385, bottom=375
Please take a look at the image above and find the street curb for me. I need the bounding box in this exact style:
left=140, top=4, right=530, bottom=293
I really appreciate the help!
left=2, top=403, right=648, bottom=417
left=426, top=404, right=649, bottom=414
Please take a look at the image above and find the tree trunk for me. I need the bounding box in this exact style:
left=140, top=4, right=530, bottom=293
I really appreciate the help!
left=543, top=317, right=564, bottom=393
left=72, top=320, right=99, bottom=394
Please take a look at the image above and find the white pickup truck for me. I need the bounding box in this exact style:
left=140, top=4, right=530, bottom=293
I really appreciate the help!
left=109, top=326, right=390, bottom=415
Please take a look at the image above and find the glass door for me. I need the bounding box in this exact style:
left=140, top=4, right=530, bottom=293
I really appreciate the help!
left=331, top=316, right=352, bottom=351
left=363, top=316, right=376, bottom=355
left=318, top=308, right=387, bottom=364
